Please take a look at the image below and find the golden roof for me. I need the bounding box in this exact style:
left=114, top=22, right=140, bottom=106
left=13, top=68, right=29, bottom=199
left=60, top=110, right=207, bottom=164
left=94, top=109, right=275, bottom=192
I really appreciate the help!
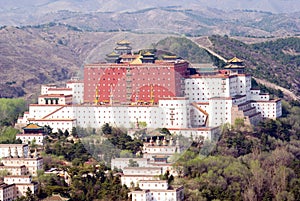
left=117, top=40, right=130, bottom=45
left=228, top=57, right=243, bottom=63
left=115, top=46, right=132, bottom=50
left=106, top=51, right=119, bottom=57
left=224, top=64, right=245, bottom=69
left=130, top=55, right=143, bottom=64
left=23, top=124, right=42, bottom=129
left=143, top=51, right=154, bottom=56
left=162, top=55, right=178, bottom=59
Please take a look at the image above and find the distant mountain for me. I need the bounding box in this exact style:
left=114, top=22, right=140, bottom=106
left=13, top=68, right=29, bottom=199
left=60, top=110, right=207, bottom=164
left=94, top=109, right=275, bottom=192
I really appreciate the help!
left=1, top=0, right=300, bottom=14
left=0, top=0, right=299, bottom=37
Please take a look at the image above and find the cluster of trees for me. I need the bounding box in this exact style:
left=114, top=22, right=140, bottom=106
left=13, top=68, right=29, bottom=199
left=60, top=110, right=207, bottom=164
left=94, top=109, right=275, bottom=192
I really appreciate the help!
left=174, top=100, right=300, bottom=200
left=36, top=164, right=130, bottom=201
left=155, top=37, right=213, bottom=64
left=0, top=98, right=26, bottom=126
left=0, top=98, right=26, bottom=143
left=44, top=129, right=91, bottom=167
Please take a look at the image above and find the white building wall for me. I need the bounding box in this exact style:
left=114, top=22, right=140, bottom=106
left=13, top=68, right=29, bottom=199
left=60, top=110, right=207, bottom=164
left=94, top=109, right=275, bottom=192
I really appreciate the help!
left=185, top=76, right=229, bottom=102
left=250, top=91, right=270, bottom=101
left=0, top=184, right=14, bottom=201
left=0, top=145, right=29, bottom=158
left=0, top=166, right=27, bottom=176
left=159, top=99, right=189, bottom=128
left=41, top=84, right=56, bottom=95
left=169, top=127, right=220, bottom=141
left=30, top=120, right=75, bottom=133
left=47, top=89, right=72, bottom=96
left=4, top=176, right=31, bottom=184
left=208, top=98, right=232, bottom=127
left=111, top=158, right=149, bottom=170
left=123, top=167, right=162, bottom=176
left=2, top=158, right=43, bottom=176
left=16, top=134, right=45, bottom=146
left=131, top=191, right=150, bottom=201
left=229, top=76, right=238, bottom=97
left=139, top=180, right=168, bottom=190
left=66, top=82, right=84, bottom=104
left=251, top=100, right=282, bottom=119
left=121, top=176, right=158, bottom=187
left=28, top=105, right=62, bottom=120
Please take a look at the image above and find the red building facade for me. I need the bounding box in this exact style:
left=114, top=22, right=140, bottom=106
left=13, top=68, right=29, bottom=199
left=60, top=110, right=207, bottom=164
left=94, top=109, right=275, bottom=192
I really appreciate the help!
left=84, top=60, right=189, bottom=104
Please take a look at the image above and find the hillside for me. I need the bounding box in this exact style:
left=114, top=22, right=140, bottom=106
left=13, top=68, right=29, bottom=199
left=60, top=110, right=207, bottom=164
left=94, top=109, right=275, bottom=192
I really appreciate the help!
left=1, top=23, right=299, bottom=100
left=0, top=24, right=175, bottom=99
left=191, top=35, right=300, bottom=97
left=154, top=36, right=300, bottom=99
left=1, top=2, right=300, bottom=38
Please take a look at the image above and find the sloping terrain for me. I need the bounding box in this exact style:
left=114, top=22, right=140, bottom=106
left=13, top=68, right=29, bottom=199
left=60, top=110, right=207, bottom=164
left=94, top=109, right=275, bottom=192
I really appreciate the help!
left=0, top=25, right=175, bottom=99
left=0, top=1, right=299, bottom=37
left=193, top=35, right=300, bottom=97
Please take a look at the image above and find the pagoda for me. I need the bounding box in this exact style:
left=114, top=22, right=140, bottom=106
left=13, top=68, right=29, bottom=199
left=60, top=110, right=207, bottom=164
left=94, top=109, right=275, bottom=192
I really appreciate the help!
left=224, top=57, right=245, bottom=74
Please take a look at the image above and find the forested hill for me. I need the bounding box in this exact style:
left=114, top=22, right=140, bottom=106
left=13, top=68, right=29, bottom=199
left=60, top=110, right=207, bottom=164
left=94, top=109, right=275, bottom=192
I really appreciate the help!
left=209, top=36, right=300, bottom=96
left=160, top=36, right=300, bottom=97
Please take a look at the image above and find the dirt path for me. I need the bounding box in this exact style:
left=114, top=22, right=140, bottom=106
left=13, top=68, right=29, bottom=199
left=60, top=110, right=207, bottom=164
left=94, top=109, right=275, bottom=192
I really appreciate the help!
left=253, top=77, right=299, bottom=101
left=189, top=37, right=228, bottom=63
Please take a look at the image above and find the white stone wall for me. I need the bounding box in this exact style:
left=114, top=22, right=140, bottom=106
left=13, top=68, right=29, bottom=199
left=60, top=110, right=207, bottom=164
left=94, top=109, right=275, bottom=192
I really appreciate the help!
left=4, top=176, right=31, bottom=184
left=121, top=176, right=158, bottom=187
left=0, top=184, right=14, bottom=201
left=185, top=76, right=230, bottom=102
left=28, top=105, right=62, bottom=120
left=0, top=166, right=27, bottom=176
left=159, top=98, right=189, bottom=128
left=250, top=90, right=270, bottom=101
left=189, top=103, right=209, bottom=127
left=111, top=158, right=149, bottom=170
left=41, top=84, right=56, bottom=95
left=66, top=82, right=84, bottom=104
left=251, top=100, right=282, bottom=119
left=143, top=145, right=177, bottom=155
left=14, top=183, right=36, bottom=198
left=208, top=98, right=233, bottom=127
left=131, top=181, right=184, bottom=201
left=16, top=134, right=45, bottom=146
left=2, top=158, right=43, bottom=176
left=139, top=180, right=168, bottom=190
left=47, top=89, right=72, bottom=96
left=38, top=95, right=72, bottom=105
left=123, top=167, right=162, bottom=176
left=30, top=120, right=75, bottom=133
left=0, top=144, right=28, bottom=158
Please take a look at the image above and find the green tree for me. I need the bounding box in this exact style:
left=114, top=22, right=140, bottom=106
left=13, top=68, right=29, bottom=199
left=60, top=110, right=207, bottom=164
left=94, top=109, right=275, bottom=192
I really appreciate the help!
left=0, top=98, right=26, bottom=126
left=64, top=130, right=69, bottom=138
left=102, top=123, right=112, bottom=135
left=128, top=159, right=139, bottom=167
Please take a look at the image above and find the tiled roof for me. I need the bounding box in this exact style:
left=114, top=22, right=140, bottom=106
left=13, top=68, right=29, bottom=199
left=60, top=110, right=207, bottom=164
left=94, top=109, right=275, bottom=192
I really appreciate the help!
left=228, top=57, right=243, bottom=63
left=23, top=124, right=42, bottom=129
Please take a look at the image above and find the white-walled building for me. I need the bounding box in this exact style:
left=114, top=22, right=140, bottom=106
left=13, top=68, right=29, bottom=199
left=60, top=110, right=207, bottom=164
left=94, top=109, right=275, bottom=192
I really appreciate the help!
left=0, top=165, right=27, bottom=176
left=0, top=144, right=29, bottom=159
left=16, top=123, right=47, bottom=146
left=4, top=175, right=38, bottom=198
left=130, top=180, right=184, bottom=201
left=121, top=167, right=163, bottom=187
left=111, top=158, right=149, bottom=170
left=16, top=57, right=282, bottom=140
left=1, top=156, right=43, bottom=176
left=0, top=183, right=15, bottom=201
